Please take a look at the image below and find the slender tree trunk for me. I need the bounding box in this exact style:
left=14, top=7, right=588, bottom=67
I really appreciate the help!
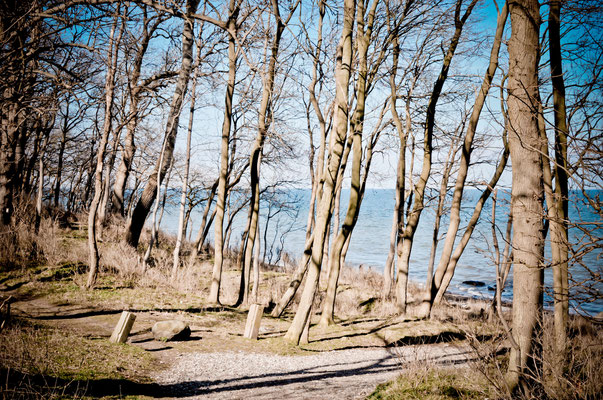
left=87, top=8, right=124, bottom=288
left=112, top=10, right=164, bottom=216
left=173, top=42, right=202, bottom=274
left=241, top=0, right=297, bottom=305
left=142, top=137, right=169, bottom=269
left=433, top=138, right=509, bottom=303
left=35, top=137, right=48, bottom=233
left=125, top=0, right=199, bottom=248
left=191, top=179, right=218, bottom=259
left=320, top=0, right=380, bottom=327
left=505, top=0, right=544, bottom=391
left=548, top=0, right=569, bottom=356
left=98, top=127, right=121, bottom=224
left=284, top=0, right=355, bottom=345
left=396, top=0, right=479, bottom=313
left=208, top=0, right=239, bottom=305
left=54, top=107, right=69, bottom=208
left=425, top=130, right=461, bottom=302
left=419, top=2, right=508, bottom=317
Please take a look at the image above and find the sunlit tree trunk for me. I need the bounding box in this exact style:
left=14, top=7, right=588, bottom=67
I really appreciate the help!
left=208, top=0, right=239, bottom=305
left=418, top=1, right=508, bottom=317
left=241, top=0, right=298, bottom=304
left=395, top=0, right=478, bottom=313
left=173, top=50, right=202, bottom=274
left=505, top=0, right=544, bottom=391
left=320, top=0, right=380, bottom=326
left=284, top=0, right=356, bottom=345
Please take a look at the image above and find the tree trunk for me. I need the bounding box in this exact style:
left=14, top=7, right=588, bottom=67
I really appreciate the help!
left=505, top=0, right=545, bottom=391
left=548, top=0, right=569, bottom=357
left=208, top=0, right=239, bottom=305
left=54, top=105, right=69, bottom=208
left=395, top=0, right=479, bottom=313
left=112, top=10, right=165, bottom=216
left=87, top=8, right=124, bottom=288
left=125, top=0, right=199, bottom=248
left=320, top=0, right=380, bottom=327
left=191, top=179, right=218, bottom=259
left=284, top=0, right=355, bottom=345
left=173, top=34, right=203, bottom=274
left=419, top=2, right=508, bottom=318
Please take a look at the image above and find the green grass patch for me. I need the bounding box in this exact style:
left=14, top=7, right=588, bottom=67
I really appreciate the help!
left=367, top=368, right=489, bottom=400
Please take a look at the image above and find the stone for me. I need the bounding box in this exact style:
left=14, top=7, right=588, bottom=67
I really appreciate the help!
left=152, top=320, right=191, bottom=341
left=462, top=280, right=486, bottom=287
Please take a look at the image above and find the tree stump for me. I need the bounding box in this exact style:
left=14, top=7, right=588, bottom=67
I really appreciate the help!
left=244, top=304, right=264, bottom=340
left=110, top=311, right=136, bottom=343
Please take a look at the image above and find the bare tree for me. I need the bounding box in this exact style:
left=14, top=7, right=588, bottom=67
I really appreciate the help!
left=395, top=0, right=478, bottom=313
left=418, top=1, right=508, bottom=317
left=87, top=6, right=125, bottom=288
left=284, top=0, right=356, bottom=344
left=125, top=0, right=200, bottom=248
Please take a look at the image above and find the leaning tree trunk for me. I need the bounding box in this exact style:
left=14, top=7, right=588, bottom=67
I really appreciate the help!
left=505, top=0, right=545, bottom=391
left=319, top=0, right=380, bottom=327
left=112, top=10, right=164, bottom=217
left=284, top=0, right=356, bottom=345
left=241, top=0, right=297, bottom=305
left=418, top=2, right=508, bottom=318
left=190, top=179, right=218, bottom=259
left=173, top=28, right=205, bottom=274
left=395, top=0, right=479, bottom=313
left=272, top=0, right=329, bottom=315
left=125, top=0, right=199, bottom=248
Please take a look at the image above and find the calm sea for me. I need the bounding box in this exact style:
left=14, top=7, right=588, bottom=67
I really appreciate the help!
left=160, top=188, right=602, bottom=316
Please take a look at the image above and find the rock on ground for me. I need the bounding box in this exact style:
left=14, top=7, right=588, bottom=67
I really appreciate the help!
left=152, top=320, right=191, bottom=341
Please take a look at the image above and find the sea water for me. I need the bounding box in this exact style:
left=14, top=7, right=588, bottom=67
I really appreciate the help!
left=160, top=188, right=602, bottom=316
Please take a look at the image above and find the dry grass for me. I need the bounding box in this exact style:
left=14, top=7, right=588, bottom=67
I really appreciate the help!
left=4, top=213, right=601, bottom=399
left=368, top=357, right=490, bottom=399
left=0, top=318, right=153, bottom=399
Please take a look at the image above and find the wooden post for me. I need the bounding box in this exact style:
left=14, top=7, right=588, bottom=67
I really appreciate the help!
left=243, top=304, right=264, bottom=340
left=110, top=311, right=136, bottom=343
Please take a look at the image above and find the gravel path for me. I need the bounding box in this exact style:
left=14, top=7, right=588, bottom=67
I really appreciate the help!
left=152, top=344, right=472, bottom=399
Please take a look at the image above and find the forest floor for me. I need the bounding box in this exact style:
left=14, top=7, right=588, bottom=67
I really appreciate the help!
left=1, top=262, right=499, bottom=399
left=0, top=220, right=532, bottom=399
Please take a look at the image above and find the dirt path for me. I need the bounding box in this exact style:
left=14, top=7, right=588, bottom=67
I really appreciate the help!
left=152, top=345, right=472, bottom=399
left=10, top=298, right=475, bottom=399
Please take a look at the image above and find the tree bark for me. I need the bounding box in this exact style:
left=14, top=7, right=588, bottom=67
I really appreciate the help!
left=320, top=0, right=380, bottom=327
left=548, top=0, right=569, bottom=356
left=87, top=7, right=124, bottom=288
left=505, top=0, right=544, bottom=391
left=172, top=53, right=201, bottom=274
